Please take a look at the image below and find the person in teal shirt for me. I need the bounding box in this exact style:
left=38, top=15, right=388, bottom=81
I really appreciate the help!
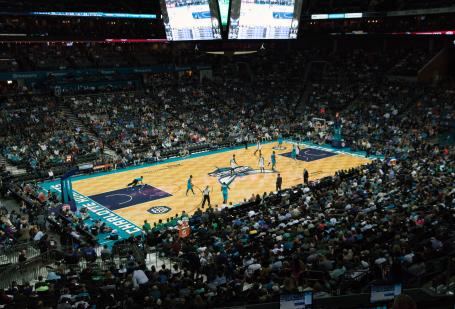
left=221, top=182, right=230, bottom=204
left=291, top=145, right=297, bottom=160
left=143, top=220, right=151, bottom=233
left=278, top=134, right=283, bottom=147
left=127, top=176, right=143, bottom=190
left=270, top=151, right=277, bottom=171
left=186, top=175, right=195, bottom=196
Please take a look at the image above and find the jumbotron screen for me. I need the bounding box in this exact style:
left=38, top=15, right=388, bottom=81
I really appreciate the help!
left=160, top=0, right=222, bottom=41
left=228, top=0, right=303, bottom=40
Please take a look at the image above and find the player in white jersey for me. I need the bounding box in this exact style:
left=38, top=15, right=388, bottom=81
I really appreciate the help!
left=230, top=154, right=238, bottom=175
left=259, top=154, right=265, bottom=173
left=254, top=139, right=262, bottom=156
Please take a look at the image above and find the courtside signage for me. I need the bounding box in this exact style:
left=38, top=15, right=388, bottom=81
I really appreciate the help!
left=48, top=184, right=142, bottom=238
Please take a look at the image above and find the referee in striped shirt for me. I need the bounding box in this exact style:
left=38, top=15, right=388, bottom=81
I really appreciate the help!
left=202, top=185, right=211, bottom=208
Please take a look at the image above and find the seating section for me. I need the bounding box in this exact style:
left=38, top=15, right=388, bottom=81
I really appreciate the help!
left=2, top=142, right=454, bottom=307
left=0, top=95, right=100, bottom=170
left=389, top=49, right=432, bottom=76
left=0, top=44, right=454, bottom=308
left=0, top=47, right=452, bottom=171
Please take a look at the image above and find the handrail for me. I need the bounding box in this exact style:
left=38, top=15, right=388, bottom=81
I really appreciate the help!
left=113, top=242, right=146, bottom=264
left=61, top=90, right=139, bottom=99
left=0, top=241, right=40, bottom=265
left=215, top=288, right=454, bottom=309
left=0, top=241, right=36, bottom=255
left=0, top=249, right=61, bottom=290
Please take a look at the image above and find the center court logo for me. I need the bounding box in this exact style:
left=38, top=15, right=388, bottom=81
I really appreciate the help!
left=148, top=206, right=172, bottom=215
left=208, top=165, right=275, bottom=185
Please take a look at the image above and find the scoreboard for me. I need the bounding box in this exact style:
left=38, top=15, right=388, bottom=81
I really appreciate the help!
left=228, top=0, right=303, bottom=39
left=160, top=0, right=222, bottom=41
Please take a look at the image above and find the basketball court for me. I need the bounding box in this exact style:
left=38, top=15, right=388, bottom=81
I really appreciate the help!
left=39, top=141, right=373, bottom=244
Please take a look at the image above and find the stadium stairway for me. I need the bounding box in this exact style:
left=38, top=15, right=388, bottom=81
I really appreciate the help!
left=0, top=245, right=177, bottom=290
left=297, top=60, right=328, bottom=108
left=438, top=126, right=455, bottom=146
left=57, top=100, right=120, bottom=160
left=145, top=248, right=175, bottom=271
left=237, top=61, right=254, bottom=82
left=0, top=201, right=47, bottom=267
left=0, top=153, right=5, bottom=166
left=293, top=60, right=328, bottom=118
left=0, top=153, right=27, bottom=176
left=0, top=242, right=41, bottom=266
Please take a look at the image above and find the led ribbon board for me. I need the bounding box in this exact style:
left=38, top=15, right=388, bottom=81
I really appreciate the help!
left=29, top=11, right=157, bottom=19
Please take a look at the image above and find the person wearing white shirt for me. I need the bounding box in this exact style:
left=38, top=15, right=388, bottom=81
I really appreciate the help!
left=259, top=155, right=265, bottom=173
left=230, top=154, right=238, bottom=175
left=246, top=263, right=262, bottom=277
left=132, top=268, right=149, bottom=288
left=202, top=185, right=211, bottom=208
left=254, top=140, right=262, bottom=156
left=33, top=230, right=44, bottom=241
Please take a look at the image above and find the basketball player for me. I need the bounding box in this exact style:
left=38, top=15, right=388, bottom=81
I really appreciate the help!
left=291, top=145, right=297, bottom=160
left=277, top=133, right=283, bottom=148
left=127, top=176, right=143, bottom=190
left=221, top=182, right=230, bottom=204
left=253, top=139, right=262, bottom=156
left=269, top=151, right=277, bottom=171
left=186, top=175, right=195, bottom=196
left=230, top=154, right=238, bottom=175
left=259, top=154, right=265, bottom=173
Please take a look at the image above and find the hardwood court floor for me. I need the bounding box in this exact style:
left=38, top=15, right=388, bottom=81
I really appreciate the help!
left=72, top=143, right=371, bottom=226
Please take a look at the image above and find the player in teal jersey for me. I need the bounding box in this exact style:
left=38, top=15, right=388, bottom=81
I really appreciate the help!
left=221, top=182, right=230, bottom=204
left=278, top=134, right=283, bottom=147
left=127, top=176, right=143, bottom=190
left=128, top=176, right=143, bottom=187
left=269, top=151, right=277, bottom=171
left=291, top=145, right=297, bottom=160
left=186, top=175, right=195, bottom=196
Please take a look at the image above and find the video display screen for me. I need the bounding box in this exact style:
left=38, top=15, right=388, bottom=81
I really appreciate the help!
left=280, top=292, right=313, bottom=309
left=370, top=284, right=402, bottom=303
left=160, top=0, right=222, bottom=41
left=228, top=0, right=303, bottom=39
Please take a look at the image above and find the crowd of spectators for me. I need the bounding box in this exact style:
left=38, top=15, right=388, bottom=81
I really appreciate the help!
left=0, top=94, right=100, bottom=170
left=0, top=44, right=454, bottom=308
left=0, top=46, right=451, bottom=172
left=0, top=181, right=58, bottom=254
left=0, top=0, right=160, bottom=13
left=144, top=145, right=454, bottom=307
left=66, top=50, right=309, bottom=162
left=0, top=44, right=176, bottom=73
left=389, top=49, right=432, bottom=76
left=1, top=143, right=453, bottom=308
left=0, top=0, right=454, bottom=49
left=0, top=16, right=165, bottom=41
